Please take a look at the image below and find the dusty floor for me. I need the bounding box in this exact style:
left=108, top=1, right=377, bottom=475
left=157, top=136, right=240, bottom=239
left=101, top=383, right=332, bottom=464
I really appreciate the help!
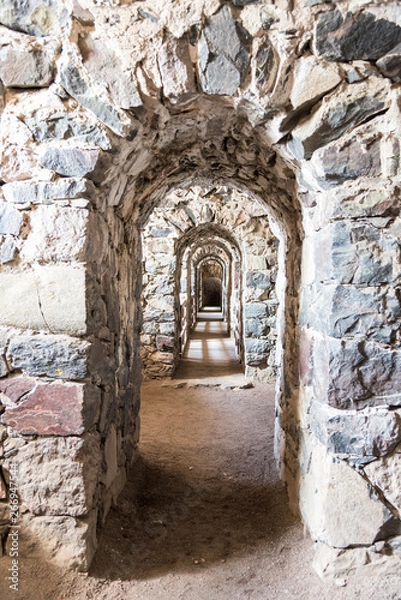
left=1, top=314, right=401, bottom=598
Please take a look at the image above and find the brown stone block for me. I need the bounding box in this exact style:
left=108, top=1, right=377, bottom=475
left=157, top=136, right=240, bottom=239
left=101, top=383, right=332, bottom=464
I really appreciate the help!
left=150, top=351, right=174, bottom=364
left=10, top=509, right=98, bottom=571
left=3, top=435, right=102, bottom=519
left=1, top=382, right=100, bottom=435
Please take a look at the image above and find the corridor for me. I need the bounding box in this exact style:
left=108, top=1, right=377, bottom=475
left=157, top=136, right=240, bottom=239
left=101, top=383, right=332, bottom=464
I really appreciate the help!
left=174, top=307, right=245, bottom=386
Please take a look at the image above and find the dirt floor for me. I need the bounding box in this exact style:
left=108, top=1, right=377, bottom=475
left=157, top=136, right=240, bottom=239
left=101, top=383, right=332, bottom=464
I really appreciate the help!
left=1, top=379, right=401, bottom=600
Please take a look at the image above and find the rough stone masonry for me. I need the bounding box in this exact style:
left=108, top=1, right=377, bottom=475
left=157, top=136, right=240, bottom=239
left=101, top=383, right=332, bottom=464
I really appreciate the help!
left=141, top=185, right=279, bottom=381
left=0, top=0, right=401, bottom=581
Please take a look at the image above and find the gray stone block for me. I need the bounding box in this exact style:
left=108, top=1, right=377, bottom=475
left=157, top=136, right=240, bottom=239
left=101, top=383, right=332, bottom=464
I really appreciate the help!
left=300, top=436, right=389, bottom=548
left=244, top=303, right=269, bottom=319
left=245, top=317, right=269, bottom=337
left=57, top=46, right=135, bottom=137
left=0, top=236, right=17, bottom=263
left=0, top=203, right=22, bottom=235
left=0, top=43, right=54, bottom=88
left=310, top=401, right=401, bottom=458
left=365, top=453, right=401, bottom=516
left=311, top=133, right=382, bottom=186
left=305, top=284, right=401, bottom=344
left=39, top=145, right=103, bottom=179
left=0, top=0, right=70, bottom=36
left=310, top=335, right=401, bottom=409
left=158, top=36, right=196, bottom=104
left=2, top=178, right=96, bottom=204
left=254, top=37, right=276, bottom=92
left=150, top=227, right=174, bottom=238
left=377, top=42, right=401, bottom=81
left=26, top=111, right=112, bottom=151
left=245, top=339, right=270, bottom=354
left=246, top=270, right=271, bottom=289
left=313, top=221, right=398, bottom=285
left=198, top=5, right=251, bottom=96
left=289, top=81, right=390, bottom=160
left=231, top=0, right=257, bottom=5
left=315, top=10, right=401, bottom=62
left=8, top=334, right=90, bottom=378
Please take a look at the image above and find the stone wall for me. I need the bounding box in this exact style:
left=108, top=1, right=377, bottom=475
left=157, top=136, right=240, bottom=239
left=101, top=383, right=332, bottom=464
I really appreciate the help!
left=0, top=0, right=400, bottom=579
left=141, top=186, right=278, bottom=380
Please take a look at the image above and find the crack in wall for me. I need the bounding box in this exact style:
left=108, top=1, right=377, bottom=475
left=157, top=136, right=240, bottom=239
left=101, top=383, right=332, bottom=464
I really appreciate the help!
left=36, top=286, right=54, bottom=334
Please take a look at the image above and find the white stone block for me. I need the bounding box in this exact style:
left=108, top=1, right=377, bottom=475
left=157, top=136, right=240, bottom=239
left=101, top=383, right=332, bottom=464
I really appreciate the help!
left=9, top=434, right=101, bottom=517
left=14, top=510, right=98, bottom=571
left=290, top=55, right=342, bottom=111
left=365, top=452, right=401, bottom=518
left=21, top=205, right=89, bottom=263
left=0, top=265, right=87, bottom=334
left=300, top=435, right=386, bottom=548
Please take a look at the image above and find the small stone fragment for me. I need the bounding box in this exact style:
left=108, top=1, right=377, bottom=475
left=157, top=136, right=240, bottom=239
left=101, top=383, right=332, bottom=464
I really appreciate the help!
left=376, top=43, right=401, bottom=81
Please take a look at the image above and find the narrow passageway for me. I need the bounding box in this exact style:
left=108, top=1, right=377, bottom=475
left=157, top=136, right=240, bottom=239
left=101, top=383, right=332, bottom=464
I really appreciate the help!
left=89, top=377, right=306, bottom=599
left=174, top=307, right=245, bottom=384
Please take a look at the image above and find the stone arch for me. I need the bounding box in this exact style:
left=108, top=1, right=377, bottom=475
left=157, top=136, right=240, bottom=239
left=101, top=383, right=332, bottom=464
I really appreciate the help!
left=194, top=253, right=227, bottom=312
left=176, top=223, right=243, bottom=367
left=106, top=149, right=303, bottom=547
left=141, top=190, right=281, bottom=379
left=0, top=0, right=400, bottom=579
left=199, top=263, right=223, bottom=308
left=180, top=244, right=232, bottom=355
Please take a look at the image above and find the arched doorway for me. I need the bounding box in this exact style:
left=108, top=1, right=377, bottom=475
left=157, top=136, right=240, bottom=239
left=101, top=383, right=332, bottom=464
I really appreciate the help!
left=200, top=259, right=223, bottom=309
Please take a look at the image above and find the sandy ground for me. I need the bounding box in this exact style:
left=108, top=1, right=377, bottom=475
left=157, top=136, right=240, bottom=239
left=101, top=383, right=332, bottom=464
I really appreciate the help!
left=1, top=379, right=401, bottom=600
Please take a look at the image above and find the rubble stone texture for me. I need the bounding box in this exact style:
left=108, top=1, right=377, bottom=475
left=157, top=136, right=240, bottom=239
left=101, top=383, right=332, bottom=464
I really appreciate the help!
left=0, top=0, right=400, bottom=581
left=141, top=186, right=278, bottom=380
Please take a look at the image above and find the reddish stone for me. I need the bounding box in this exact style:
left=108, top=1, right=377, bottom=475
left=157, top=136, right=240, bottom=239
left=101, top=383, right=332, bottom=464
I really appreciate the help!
left=1, top=382, right=100, bottom=436
left=0, top=376, right=36, bottom=403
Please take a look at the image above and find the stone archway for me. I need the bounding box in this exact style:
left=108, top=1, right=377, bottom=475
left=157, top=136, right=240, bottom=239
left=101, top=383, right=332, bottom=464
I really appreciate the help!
left=199, top=260, right=223, bottom=308
left=0, top=0, right=401, bottom=579
left=197, top=256, right=225, bottom=308
left=182, top=244, right=232, bottom=356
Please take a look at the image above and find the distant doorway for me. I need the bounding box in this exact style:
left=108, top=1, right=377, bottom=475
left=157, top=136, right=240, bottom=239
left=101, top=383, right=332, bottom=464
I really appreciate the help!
left=200, top=261, right=223, bottom=309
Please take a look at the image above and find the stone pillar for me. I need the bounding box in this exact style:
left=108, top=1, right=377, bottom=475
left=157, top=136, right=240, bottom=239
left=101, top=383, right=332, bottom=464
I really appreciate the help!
left=0, top=176, right=139, bottom=569
left=298, top=131, right=401, bottom=577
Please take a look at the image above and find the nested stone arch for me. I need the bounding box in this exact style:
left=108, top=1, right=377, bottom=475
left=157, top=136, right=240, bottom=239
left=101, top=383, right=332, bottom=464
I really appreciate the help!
left=194, top=252, right=228, bottom=312
left=0, top=0, right=400, bottom=579
left=179, top=246, right=231, bottom=353
left=198, top=259, right=224, bottom=308
left=175, top=223, right=244, bottom=367
left=140, top=193, right=244, bottom=377
left=0, top=100, right=304, bottom=569
left=141, top=186, right=282, bottom=379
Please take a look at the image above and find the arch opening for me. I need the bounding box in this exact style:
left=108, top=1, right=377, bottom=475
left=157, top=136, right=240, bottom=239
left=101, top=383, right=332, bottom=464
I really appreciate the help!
left=199, top=259, right=223, bottom=310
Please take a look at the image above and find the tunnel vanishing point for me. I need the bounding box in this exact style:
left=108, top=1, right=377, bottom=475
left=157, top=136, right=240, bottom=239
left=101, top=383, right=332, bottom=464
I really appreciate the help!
left=0, top=0, right=401, bottom=581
